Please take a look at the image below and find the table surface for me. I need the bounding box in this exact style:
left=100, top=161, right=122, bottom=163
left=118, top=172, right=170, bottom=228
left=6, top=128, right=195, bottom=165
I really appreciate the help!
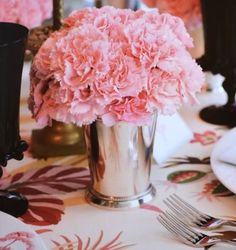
left=1, top=62, right=236, bottom=250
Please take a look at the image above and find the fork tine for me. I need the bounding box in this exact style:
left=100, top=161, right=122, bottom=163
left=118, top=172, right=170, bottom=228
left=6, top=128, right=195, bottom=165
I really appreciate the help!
left=158, top=212, right=201, bottom=244
left=171, top=194, right=210, bottom=220
left=170, top=194, right=201, bottom=217
left=164, top=196, right=205, bottom=225
left=158, top=215, right=180, bottom=236
left=165, top=211, right=201, bottom=239
left=158, top=214, right=191, bottom=243
left=164, top=197, right=193, bottom=220
left=158, top=212, right=232, bottom=247
left=157, top=216, right=190, bottom=244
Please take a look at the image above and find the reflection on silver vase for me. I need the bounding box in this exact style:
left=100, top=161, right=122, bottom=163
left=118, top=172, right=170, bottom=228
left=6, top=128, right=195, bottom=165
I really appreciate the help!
left=84, top=114, right=157, bottom=209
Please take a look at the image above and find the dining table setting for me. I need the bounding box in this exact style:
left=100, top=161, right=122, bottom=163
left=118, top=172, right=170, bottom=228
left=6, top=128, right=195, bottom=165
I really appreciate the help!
left=1, top=1, right=236, bottom=250
left=0, top=61, right=236, bottom=250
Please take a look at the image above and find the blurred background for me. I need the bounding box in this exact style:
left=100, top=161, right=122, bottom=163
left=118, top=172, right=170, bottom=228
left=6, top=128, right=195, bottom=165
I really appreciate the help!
left=64, top=0, right=141, bottom=13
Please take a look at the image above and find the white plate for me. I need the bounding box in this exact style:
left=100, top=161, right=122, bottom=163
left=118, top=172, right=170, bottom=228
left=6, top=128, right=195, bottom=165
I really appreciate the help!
left=0, top=211, right=47, bottom=250
left=211, top=127, right=236, bottom=194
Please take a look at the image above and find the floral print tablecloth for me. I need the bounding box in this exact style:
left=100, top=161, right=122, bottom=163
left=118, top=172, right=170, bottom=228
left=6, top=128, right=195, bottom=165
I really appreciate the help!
left=1, top=63, right=236, bottom=250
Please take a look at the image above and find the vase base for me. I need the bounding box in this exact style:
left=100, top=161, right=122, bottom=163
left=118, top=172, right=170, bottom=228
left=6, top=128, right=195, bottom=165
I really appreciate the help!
left=199, top=104, right=236, bottom=127
left=85, top=184, right=156, bottom=209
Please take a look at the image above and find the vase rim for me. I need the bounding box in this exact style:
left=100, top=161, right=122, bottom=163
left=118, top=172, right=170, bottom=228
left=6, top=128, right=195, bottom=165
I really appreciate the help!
left=93, top=112, right=158, bottom=127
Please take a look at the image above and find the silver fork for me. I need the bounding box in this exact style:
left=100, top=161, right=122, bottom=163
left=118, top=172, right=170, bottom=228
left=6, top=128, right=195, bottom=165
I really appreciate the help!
left=158, top=211, right=236, bottom=247
left=164, top=194, right=236, bottom=229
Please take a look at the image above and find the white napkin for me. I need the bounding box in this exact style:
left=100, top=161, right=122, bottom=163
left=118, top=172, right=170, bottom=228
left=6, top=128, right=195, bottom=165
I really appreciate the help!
left=218, top=145, right=236, bottom=166
left=153, top=113, right=193, bottom=164
left=205, top=71, right=225, bottom=91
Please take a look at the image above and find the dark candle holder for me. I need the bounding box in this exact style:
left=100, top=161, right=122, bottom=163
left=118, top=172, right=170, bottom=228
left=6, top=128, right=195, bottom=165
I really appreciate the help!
left=198, top=0, right=236, bottom=127
left=0, top=22, right=29, bottom=217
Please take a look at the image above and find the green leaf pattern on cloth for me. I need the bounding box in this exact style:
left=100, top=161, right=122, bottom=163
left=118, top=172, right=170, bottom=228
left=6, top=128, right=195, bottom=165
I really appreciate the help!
left=167, top=170, right=207, bottom=183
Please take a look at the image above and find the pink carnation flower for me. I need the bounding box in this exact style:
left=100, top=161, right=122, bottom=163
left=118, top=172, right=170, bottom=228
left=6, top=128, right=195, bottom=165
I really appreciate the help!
left=0, top=0, right=52, bottom=29
left=142, top=0, right=202, bottom=30
left=29, top=6, right=204, bottom=127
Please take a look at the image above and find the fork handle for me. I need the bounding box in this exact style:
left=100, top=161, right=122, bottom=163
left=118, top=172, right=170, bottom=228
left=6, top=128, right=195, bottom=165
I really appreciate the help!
left=225, top=220, right=236, bottom=227
left=226, top=239, right=236, bottom=246
left=217, top=230, right=236, bottom=245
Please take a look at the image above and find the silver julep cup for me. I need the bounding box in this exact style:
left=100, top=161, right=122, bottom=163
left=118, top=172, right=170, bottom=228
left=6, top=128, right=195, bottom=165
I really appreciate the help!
left=84, top=114, right=157, bottom=209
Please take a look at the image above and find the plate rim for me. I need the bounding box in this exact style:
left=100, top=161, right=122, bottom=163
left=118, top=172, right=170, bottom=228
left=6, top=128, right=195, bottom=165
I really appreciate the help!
left=0, top=211, right=47, bottom=250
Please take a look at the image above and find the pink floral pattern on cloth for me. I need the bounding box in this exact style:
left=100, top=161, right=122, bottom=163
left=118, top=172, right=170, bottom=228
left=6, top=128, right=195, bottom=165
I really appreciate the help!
left=0, top=163, right=90, bottom=226
left=191, top=131, right=221, bottom=145
left=0, top=232, right=34, bottom=250
left=29, top=6, right=204, bottom=127
left=142, top=0, right=202, bottom=30
left=51, top=231, right=135, bottom=250
left=0, top=0, right=52, bottom=29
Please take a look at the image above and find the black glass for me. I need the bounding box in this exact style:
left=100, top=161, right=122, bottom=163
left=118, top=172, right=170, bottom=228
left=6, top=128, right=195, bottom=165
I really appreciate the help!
left=198, top=0, right=236, bottom=127
left=0, top=22, right=29, bottom=217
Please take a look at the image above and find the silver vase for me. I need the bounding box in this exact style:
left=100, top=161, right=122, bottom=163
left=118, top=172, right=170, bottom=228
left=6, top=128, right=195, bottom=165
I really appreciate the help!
left=84, top=114, right=157, bottom=209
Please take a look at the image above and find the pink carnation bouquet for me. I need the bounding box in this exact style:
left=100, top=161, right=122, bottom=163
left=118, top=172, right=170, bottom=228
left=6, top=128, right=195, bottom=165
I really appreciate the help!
left=0, top=0, right=52, bottom=29
left=29, top=6, right=204, bottom=127
left=142, top=0, right=202, bottom=30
